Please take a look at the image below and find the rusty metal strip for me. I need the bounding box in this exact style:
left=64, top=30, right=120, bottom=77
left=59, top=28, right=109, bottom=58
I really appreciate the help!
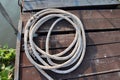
left=14, top=20, right=22, bottom=80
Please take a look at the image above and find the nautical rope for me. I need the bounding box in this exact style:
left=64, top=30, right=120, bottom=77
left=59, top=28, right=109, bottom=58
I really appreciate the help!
left=24, top=8, right=86, bottom=80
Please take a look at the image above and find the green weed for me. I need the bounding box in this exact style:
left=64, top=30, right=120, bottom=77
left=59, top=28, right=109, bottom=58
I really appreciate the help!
left=0, top=45, right=15, bottom=80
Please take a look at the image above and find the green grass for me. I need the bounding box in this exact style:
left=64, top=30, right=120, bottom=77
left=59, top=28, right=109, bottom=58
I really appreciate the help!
left=0, top=45, right=15, bottom=80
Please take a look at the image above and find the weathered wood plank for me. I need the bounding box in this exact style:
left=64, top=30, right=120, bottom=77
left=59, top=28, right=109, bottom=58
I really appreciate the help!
left=20, top=67, right=46, bottom=80
left=22, top=9, right=120, bottom=21
left=20, top=43, right=120, bottom=67
left=22, top=10, right=120, bottom=33
left=21, top=31, right=120, bottom=49
left=80, top=9, right=120, bottom=19
left=20, top=56, right=120, bottom=80
left=20, top=67, right=120, bottom=80
left=20, top=67, right=44, bottom=80
left=86, top=31, right=120, bottom=45
left=22, top=18, right=120, bottom=32
left=98, top=9, right=120, bottom=19
left=70, top=70, right=120, bottom=80
left=96, top=72, right=120, bottom=80
left=83, top=18, right=120, bottom=30
left=23, top=0, right=120, bottom=11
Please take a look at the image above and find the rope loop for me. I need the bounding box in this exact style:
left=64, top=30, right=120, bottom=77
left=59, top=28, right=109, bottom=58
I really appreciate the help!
left=24, top=8, right=86, bottom=80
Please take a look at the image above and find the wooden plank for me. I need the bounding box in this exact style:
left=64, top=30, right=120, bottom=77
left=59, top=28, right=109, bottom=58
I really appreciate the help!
left=20, top=67, right=120, bottom=80
left=86, top=31, right=120, bottom=46
left=70, top=70, right=120, bottom=80
left=20, top=43, right=120, bottom=67
left=86, top=43, right=120, bottom=60
left=22, top=9, right=120, bottom=21
left=80, top=9, right=120, bottom=19
left=20, top=67, right=47, bottom=80
left=20, top=31, right=120, bottom=49
left=98, top=9, right=120, bottom=19
left=20, top=56, right=120, bottom=80
left=22, top=18, right=120, bottom=32
left=20, top=52, right=32, bottom=67
left=109, top=18, right=120, bottom=28
left=23, top=0, right=120, bottom=11
left=83, top=18, right=120, bottom=30
left=22, top=10, right=120, bottom=33
left=96, top=72, right=120, bottom=80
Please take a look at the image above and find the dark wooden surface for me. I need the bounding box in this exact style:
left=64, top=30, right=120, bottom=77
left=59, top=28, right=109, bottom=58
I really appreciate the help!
left=16, top=9, right=120, bottom=80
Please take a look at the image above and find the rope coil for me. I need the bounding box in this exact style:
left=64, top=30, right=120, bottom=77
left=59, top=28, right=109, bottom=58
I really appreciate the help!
left=24, top=8, right=86, bottom=80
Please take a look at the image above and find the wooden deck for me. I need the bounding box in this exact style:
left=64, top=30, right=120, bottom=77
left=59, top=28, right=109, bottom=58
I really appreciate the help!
left=15, top=9, right=120, bottom=80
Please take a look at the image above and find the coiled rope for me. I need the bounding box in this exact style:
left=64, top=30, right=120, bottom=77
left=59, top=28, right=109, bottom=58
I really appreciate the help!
left=24, top=8, right=86, bottom=80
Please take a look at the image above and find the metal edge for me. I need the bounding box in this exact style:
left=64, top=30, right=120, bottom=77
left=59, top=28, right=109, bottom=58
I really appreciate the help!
left=23, top=3, right=120, bottom=12
left=14, top=19, right=22, bottom=80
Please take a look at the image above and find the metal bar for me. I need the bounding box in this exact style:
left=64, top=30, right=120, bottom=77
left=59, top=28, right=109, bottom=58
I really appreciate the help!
left=14, top=20, right=22, bottom=80
left=0, top=2, right=18, bottom=34
left=23, top=0, right=120, bottom=11
left=18, top=0, right=23, bottom=12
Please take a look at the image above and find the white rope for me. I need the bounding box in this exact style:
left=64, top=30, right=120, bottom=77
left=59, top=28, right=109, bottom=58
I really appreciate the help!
left=24, top=8, right=86, bottom=80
